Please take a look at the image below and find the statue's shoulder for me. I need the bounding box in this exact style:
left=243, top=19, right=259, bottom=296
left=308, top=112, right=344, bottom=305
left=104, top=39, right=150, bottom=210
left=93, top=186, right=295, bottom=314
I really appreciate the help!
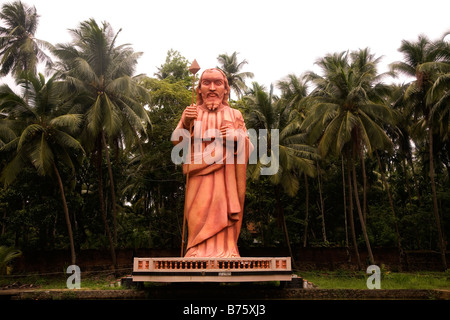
left=230, top=107, right=244, bottom=119
left=227, top=107, right=245, bottom=129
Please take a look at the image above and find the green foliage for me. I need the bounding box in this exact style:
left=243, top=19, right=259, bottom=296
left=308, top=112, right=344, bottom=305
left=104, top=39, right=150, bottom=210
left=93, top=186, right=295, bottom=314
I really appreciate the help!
left=0, top=72, right=84, bottom=184
left=217, top=52, right=254, bottom=99
left=155, top=49, right=194, bottom=88
left=0, top=0, right=52, bottom=76
left=0, top=245, right=22, bottom=274
left=0, top=1, right=449, bottom=272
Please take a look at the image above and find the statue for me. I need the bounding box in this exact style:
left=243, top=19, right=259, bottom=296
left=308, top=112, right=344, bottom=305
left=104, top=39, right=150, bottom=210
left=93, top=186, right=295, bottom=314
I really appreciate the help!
left=172, top=68, right=253, bottom=258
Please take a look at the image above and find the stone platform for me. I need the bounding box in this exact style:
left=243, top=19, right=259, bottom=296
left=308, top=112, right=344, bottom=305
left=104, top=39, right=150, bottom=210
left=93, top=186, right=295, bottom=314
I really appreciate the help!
left=132, top=257, right=293, bottom=283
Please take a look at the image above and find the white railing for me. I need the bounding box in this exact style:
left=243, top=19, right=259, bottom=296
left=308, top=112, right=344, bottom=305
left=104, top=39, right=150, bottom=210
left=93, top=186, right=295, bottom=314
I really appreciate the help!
left=133, top=257, right=291, bottom=272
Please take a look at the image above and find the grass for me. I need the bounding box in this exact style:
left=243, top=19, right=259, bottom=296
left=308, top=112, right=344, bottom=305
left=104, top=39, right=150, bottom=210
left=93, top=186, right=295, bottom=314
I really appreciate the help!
left=1, top=269, right=449, bottom=291
left=299, top=270, right=450, bottom=290
left=0, top=271, right=127, bottom=290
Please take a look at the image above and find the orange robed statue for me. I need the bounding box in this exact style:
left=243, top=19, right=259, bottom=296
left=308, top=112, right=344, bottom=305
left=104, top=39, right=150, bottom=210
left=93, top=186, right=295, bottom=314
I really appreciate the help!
left=172, top=68, right=253, bottom=258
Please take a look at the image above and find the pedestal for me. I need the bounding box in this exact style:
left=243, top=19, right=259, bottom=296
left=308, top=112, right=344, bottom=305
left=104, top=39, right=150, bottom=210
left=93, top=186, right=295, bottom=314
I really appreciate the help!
left=132, top=257, right=293, bottom=283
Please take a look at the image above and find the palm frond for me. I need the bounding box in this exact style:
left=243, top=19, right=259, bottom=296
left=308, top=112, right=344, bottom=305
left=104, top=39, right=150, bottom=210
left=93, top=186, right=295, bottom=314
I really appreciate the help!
left=17, top=123, right=44, bottom=149
left=0, top=246, right=22, bottom=274
left=49, top=114, right=83, bottom=131
left=358, top=110, right=393, bottom=153
left=359, top=103, right=394, bottom=124
left=29, top=133, right=53, bottom=176
left=0, top=119, right=17, bottom=145
left=318, top=113, right=345, bottom=156
left=86, top=95, right=103, bottom=136
left=0, top=150, right=25, bottom=185
left=52, top=129, right=84, bottom=152
left=0, top=135, right=19, bottom=152
left=73, top=57, right=99, bottom=83
left=102, top=93, right=122, bottom=137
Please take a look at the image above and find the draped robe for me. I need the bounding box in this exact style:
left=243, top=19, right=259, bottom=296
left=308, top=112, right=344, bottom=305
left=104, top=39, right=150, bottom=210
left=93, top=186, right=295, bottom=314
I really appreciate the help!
left=174, top=103, right=253, bottom=257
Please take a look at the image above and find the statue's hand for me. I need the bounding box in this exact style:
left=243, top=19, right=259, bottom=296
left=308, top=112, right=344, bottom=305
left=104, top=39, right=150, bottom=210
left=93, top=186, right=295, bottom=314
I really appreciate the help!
left=182, top=104, right=197, bottom=128
left=220, top=124, right=236, bottom=144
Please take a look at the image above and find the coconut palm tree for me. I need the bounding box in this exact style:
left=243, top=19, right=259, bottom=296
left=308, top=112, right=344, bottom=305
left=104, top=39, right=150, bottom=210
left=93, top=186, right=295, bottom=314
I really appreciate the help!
left=302, top=48, right=394, bottom=267
left=217, top=52, right=254, bottom=99
left=277, top=74, right=309, bottom=113
left=0, top=1, right=51, bottom=77
left=419, top=33, right=450, bottom=146
left=51, top=19, right=150, bottom=272
left=245, top=82, right=317, bottom=266
left=388, top=83, right=422, bottom=205
left=391, top=34, right=448, bottom=270
left=0, top=72, right=83, bottom=265
left=277, top=74, right=314, bottom=245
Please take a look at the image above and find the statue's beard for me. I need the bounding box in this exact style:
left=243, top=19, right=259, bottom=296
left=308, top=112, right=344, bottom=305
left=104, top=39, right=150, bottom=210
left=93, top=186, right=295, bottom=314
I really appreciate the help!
left=205, top=100, right=221, bottom=111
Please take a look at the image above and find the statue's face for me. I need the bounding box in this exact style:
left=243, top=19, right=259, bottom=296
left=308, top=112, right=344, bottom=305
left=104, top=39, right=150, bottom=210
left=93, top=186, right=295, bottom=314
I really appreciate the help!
left=200, top=69, right=227, bottom=109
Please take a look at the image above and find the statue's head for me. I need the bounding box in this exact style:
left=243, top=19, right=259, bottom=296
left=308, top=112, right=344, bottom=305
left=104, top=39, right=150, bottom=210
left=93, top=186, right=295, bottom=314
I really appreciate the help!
left=196, top=68, right=230, bottom=110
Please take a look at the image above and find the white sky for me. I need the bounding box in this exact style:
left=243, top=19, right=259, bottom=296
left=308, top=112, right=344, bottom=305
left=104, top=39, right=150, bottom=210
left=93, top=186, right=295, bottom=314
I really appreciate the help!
left=3, top=0, right=450, bottom=92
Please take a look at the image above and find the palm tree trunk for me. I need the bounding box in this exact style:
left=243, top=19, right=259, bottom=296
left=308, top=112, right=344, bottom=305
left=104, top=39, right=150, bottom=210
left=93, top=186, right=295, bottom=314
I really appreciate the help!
left=341, top=156, right=349, bottom=246
left=401, top=159, right=413, bottom=204
left=1, top=210, right=6, bottom=236
left=342, top=156, right=350, bottom=261
left=52, top=161, right=76, bottom=265
left=352, top=143, right=375, bottom=266
left=303, top=173, right=309, bottom=247
left=375, top=151, right=408, bottom=270
left=275, top=187, right=296, bottom=268
left=428, top=123, right=447, bottom=270
left=316, top=162, right=327, bottom=243
left=346, top=150, right=361, bottom=270
left=101, top=131, right=118, bottom=246
left=360, top=150, right=367, bottom=223
left=23, top=63, right=30, bottom=105
left=406, top=155, right=422, bottom=206
left=96, top=140, right=118, bottom=274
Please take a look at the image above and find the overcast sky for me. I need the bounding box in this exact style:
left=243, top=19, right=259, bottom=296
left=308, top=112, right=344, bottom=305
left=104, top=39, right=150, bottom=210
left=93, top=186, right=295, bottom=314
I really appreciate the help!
left=3, top=0, right=450, bottom=92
